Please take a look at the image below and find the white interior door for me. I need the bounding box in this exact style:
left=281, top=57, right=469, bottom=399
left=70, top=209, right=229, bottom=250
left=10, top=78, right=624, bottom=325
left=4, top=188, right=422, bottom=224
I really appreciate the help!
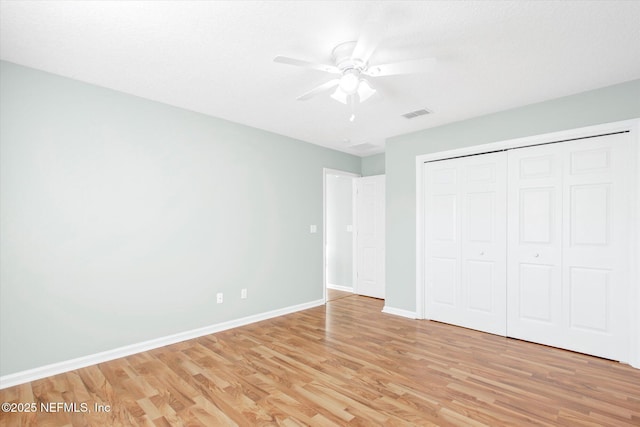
left=508, top=133, right=632, bottom=361
left=355, top=175, right=385, bottom=299
left=424, top=152, right=507, bottom=335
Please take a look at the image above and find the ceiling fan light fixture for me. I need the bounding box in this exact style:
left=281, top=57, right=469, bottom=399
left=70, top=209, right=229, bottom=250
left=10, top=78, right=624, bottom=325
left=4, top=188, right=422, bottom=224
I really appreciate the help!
left=339, top=71, right=360, bottom=94
left=357, top=79, right=376, bottom=102
left=330, top=87, right=348, bottom=104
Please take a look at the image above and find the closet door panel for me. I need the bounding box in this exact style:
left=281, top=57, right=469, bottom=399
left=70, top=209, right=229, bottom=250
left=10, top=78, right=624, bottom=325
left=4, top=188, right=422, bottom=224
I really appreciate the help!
left=507, top=145, right=563, bottom=346
left=508, top=132, right=632, bottom=362
left=517, top=263, right=554, bottom=323
left=460, top=153, right=507, bottom=335
left=561, top=133, right=631, bottom=361
left=425, top=152, right=507, bottom=335
left=425, top=160, right=461, bottom=324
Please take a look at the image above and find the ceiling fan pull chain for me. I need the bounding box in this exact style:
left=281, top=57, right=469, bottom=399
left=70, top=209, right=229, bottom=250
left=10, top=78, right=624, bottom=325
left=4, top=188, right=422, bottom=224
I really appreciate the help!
left=350, top=95, right=356, bottom=122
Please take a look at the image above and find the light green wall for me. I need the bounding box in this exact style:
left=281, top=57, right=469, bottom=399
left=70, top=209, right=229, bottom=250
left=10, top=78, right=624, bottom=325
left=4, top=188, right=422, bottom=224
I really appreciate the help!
left=0, top=61, right=360, bottom=376
left=361, top=153, right=385, bottom=176
left=385, top=79, right=640, bottom=312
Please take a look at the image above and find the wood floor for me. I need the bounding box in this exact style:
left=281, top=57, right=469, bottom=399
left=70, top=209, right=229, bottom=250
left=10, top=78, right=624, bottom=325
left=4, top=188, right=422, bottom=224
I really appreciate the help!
left=1, top=294, right=639, bottom=426
left=326, top=288, right=352, bottom=302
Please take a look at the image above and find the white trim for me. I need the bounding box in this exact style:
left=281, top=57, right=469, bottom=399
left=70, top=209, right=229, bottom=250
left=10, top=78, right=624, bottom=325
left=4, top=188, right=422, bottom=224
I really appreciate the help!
left=633, top=119, right=640, bottom=369
left=352, top=177, right=358, bottom=296
left=416, top=155, right=426, bottom=320
left=327, top=283, right=354, bottom=292
left=416, top=118, right=640, bottom=368
left=416, top=119, right=639, bottom=164
left=0, top=299, right=324, bottom=390
left=323, top=168, right=360, bottom=303
left=382, top=306, right=417, bottom=319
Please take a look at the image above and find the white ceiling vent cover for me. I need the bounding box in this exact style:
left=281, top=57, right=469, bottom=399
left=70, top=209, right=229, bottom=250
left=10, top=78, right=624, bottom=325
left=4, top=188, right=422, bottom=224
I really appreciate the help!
left=401, top=108, right=432, bottom=119
left=349, top=142, right=378, bottom=152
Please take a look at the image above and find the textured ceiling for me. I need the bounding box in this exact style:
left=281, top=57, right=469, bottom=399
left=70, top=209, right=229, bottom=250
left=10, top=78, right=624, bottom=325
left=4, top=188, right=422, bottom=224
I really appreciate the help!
left=1, top=1, right=639, bottom=156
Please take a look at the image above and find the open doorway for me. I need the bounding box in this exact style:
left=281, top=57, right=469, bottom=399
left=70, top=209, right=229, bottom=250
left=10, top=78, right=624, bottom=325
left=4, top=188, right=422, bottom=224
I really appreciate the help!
left=323, top=169, right=359, bottom=302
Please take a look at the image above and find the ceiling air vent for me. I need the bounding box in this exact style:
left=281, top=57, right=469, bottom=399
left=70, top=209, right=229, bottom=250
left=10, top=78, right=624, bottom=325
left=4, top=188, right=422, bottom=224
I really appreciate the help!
left=350, top=142, right=378, bottom=152
left=401, top=108, right=432, bottom=119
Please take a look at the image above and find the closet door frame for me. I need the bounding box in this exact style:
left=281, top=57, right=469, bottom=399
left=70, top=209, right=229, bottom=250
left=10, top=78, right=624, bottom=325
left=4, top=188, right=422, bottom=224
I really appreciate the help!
left=415, top=118, right=640, bottom=368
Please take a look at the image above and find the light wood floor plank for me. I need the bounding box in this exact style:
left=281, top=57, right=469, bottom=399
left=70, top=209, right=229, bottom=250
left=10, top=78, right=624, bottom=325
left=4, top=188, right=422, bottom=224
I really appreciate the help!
left=2, top=294, right=640, bottom=426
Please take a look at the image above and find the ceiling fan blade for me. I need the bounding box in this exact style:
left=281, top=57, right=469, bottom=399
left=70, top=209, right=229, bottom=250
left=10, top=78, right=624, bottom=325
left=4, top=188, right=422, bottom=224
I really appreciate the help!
left=274, top=56, right=340, bottom=74
left=364, top=57, right=436, bottom=77
left=352, top=19, right=384, bottom=63
left=297, top=79, right=340, bottom=101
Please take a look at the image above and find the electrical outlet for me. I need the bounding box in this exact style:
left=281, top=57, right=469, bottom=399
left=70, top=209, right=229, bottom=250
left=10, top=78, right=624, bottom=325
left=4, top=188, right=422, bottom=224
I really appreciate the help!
left=216, top=293, right=223, bottom=304
left=241, top=288, right=247, bottom=299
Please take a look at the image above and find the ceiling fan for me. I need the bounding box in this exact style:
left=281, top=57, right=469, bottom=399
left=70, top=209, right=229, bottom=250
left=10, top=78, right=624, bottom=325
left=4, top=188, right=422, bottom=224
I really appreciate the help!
left=274, top=31, right=436, bottom=107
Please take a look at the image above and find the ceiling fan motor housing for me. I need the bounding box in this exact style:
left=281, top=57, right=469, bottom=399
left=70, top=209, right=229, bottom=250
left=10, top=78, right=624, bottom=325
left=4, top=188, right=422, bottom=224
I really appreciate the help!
left=332, top=41, right=365, bottom=72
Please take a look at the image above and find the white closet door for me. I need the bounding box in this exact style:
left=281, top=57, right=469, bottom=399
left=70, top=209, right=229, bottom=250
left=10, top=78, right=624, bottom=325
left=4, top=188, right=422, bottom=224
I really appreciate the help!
left=424, top=159, right=459, bottom=325
left=508, top=133, right=632, bottom=361
left=425, top=152, right=507, bottom=335
left=507, top=145, right=564, bottom=345
left=562, top=133, right=632, bottom=360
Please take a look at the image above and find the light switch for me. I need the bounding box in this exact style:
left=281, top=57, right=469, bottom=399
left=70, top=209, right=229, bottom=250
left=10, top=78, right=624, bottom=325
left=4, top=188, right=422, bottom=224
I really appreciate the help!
left=310, top=225, right=317, bottom=233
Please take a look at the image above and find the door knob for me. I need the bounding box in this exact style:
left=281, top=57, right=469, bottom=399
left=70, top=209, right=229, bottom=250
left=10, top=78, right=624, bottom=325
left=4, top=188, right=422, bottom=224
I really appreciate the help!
left=534, top=253, right=539, bottom=258
left=479, top=251, right=485, bottom=256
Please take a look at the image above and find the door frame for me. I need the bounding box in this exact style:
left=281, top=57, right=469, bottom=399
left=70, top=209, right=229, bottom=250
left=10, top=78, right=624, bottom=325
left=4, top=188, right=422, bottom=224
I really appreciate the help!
left=415, top=118, right=640, bottom=367
left=323, top=168, right=360, bottom=303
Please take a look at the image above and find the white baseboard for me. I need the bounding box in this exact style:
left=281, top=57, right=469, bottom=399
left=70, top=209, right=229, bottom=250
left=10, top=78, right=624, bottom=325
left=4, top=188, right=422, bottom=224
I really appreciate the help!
left=382, top=306, right=417, bottom=319
left=326, top=283, right=353, bottom=292
left=0, top=299, right=324, bottom=390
